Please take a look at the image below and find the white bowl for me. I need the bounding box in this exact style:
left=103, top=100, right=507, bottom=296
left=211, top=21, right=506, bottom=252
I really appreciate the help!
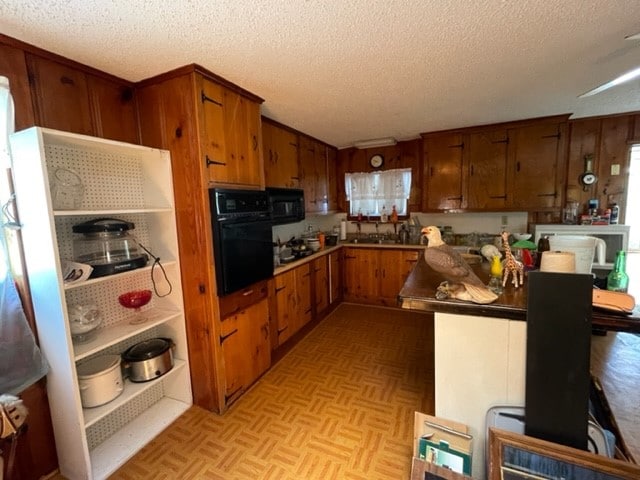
left=513, top=233, right=532, bottom=241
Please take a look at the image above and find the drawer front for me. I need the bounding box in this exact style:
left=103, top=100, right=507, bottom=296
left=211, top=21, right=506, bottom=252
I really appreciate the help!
left=219, top=280, right=268, bottom=319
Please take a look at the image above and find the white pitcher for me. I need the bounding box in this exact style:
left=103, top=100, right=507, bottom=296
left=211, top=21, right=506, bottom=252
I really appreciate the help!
left=548, top=235, right=606, bottom=274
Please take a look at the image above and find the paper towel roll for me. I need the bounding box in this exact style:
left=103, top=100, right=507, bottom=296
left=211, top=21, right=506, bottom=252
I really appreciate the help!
left=540, top=251, right=576, bottom=273
left=340, top=219, right=347, bottom=240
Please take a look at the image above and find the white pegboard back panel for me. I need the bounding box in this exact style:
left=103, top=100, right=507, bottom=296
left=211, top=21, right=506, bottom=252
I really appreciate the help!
left=85, top=382, right=164, bottom=450
left=44, top=143, right=173, bottom=211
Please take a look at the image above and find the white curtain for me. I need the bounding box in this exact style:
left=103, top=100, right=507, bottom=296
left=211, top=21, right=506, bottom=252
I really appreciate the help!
left=345, top=168, right=412, bottom=216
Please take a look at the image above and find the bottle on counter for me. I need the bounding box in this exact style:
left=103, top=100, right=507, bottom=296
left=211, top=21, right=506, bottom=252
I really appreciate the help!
left=609, top=203, right=619, bottom=225
left=607, top=250, right=629, bottom=293
left=357, top=208, right=363, bottom=222
left=535, top=235, right=550, bottom=269
left=381, top=205, right=388, bottom=223
left=390, top=205, right=398, bottom=223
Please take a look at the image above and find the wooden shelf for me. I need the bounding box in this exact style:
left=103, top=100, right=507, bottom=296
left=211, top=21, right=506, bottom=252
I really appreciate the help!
left=73, top=306, right=182, bottom=361
left=90, top=397, right=190, bottom=479
left=64, top=261, right=177, bottom=291
left=83, top=360, right=187, bottom=428
left=54, top=207, right=173, bottom=217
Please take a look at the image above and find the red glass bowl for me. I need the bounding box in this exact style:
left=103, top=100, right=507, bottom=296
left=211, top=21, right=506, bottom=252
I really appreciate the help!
left=118, top=290, right=152, bottom=310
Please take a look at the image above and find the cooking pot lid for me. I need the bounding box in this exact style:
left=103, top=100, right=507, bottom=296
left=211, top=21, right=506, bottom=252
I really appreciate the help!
left=76, top=354, right=121, bottom=378
left=72, top=218, right=134, bottom=234
left=123, top=338, right=172, bottom=361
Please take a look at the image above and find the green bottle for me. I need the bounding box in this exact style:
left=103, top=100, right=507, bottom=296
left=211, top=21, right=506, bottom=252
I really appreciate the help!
left=607, top=250, right=629, bottom=293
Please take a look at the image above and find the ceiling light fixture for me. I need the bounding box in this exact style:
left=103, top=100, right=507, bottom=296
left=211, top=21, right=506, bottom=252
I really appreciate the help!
left=353, top=137, right=397, bottom=149
left=578, top=66, right=640, bottom=98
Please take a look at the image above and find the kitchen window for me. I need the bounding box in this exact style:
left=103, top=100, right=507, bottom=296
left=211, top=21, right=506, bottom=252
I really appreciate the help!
left=345, top=167, right=412, bottom=217
left=626, top=144, right=640, bottom=250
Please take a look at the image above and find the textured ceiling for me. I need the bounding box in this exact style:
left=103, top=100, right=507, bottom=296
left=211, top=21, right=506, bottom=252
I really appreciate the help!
left=1, top=1, right=640, bottom=148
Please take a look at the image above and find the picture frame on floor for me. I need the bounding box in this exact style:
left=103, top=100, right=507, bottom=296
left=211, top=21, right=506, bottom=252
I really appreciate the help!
left=487, top=428, right=640, bottom=480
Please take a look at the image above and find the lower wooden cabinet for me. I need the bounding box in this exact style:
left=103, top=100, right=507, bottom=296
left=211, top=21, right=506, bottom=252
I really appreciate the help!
left=273, top=263, right=313, bottom=346
left=220, top=297, right=270, bottom=406
left=343, top=247, right=421, bottom=306
left=329, top=250, right=343, bottom=305
left=312, top=256, right=329, bottom=317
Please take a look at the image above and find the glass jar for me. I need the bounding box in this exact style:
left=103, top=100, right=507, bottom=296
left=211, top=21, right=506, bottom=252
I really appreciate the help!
left=51, top=167, right=84, bottom=209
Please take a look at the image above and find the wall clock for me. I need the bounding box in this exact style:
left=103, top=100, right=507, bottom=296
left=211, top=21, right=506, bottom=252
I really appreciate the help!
left=579, top=154, right=598, bottom=191
left=369, top=154, right=384, bottom=168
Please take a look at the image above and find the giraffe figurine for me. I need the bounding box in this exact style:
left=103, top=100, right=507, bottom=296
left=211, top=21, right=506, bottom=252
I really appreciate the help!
left=501, top=231, right=524, bottom=288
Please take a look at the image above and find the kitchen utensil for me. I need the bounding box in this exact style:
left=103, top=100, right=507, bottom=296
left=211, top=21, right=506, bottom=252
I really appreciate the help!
left=548, top=235, right=606, bottom=274
left=68, top=303, right=102, bottom=343
left=72, top=218, right=149, bottom=278
left=118, top=289, right=153, bottom=325
left=76, top=354, right=124, bottom=408
left=122, top=337, right=174, bottom=382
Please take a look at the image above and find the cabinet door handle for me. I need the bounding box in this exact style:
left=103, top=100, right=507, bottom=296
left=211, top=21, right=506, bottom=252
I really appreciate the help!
left=305, top=307, right=312, bottom=314
left=242, top=289, right=254, bottom=296
left=470, top=165, right=474, bottom=176
left=303, top=272, right=311, bottom=277
left=489, top=195, right=507, bottom=199
left=516, top=161, right=521, bottom=172
left=430, top=167, right=434, bottom=177
left=60, top=76, right=75, bottom=86
left=344, top=255, right=356, bottom=260
left=275, top=286, right=286, bottom=293
left=537, top=192, right=557, bottom=197
left=219, top=328, right=238, bottom=344
left=289, top=142, right=298, bottom=147
left=491, top=138, right=509, bottom=144
left=541, top=132, right=561, bottom=139
left=277, top=326, right=288, bottom=335
left=382, top=269, right=386, bottom=278
left=449, top=142, right=464, bottom=149
left=201, top=90, right=223, bottom=106
left=291, top=176, right=300, bottom=180
left=206, top=155, right=227, bottom=167
left=252, top=135, right=258, bottom=151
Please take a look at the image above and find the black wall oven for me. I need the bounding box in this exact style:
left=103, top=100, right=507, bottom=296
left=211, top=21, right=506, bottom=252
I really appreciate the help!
left=209, top=188, right=274, bottom=296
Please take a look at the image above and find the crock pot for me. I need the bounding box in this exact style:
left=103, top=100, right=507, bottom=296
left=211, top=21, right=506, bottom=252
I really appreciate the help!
left=122, top=337, right=174, bottom=383
left=76, top=354, right=124, bottom=408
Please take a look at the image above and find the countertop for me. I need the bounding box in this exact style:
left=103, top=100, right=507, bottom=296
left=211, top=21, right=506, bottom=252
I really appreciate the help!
left=398, top=253, right=640, bottom=333
left=273, top=242, right=424, bottom=275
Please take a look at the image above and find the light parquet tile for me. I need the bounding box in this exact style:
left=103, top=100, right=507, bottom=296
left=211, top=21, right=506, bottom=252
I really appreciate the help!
left=100, top=304, right=435, bottom=479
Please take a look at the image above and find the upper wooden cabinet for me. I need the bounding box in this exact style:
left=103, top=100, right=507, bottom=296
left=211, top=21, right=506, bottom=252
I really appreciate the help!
left=421, top=116, right=568, bottom=212
left=262, top=119, right=300, bottom=188
left=201, top=77, right=264, bottom=187
left=467, top=129, right=509, bottom=209
left=423, top=133, right=465, bottom=210
left=299, top=135, right=329, bottom=213
left=507, top=120, right=566, bottom=209
left=0, top=43, right=35, bottom=130
left=25, top=53, right=138, bottom=143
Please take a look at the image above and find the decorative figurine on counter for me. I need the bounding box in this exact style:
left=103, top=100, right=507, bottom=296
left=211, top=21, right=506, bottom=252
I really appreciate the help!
left=421, top=226, right=498, bottom=304
left=501, top=231, right=524, bottom=288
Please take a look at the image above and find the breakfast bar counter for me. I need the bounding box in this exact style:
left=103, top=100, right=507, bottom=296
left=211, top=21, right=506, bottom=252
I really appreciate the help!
left=398, top=253, right=640, bottom=478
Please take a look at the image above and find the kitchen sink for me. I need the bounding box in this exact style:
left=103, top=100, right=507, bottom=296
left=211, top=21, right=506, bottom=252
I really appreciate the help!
left=350, top=238, right=401, bottom=245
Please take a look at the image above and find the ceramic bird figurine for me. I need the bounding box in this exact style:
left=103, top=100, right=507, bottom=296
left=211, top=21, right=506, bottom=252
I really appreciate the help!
left=422, top=226, right=498, bottom=304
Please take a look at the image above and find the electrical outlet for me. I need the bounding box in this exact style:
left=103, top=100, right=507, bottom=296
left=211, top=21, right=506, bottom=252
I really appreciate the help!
left=611, top=164, right=620, bottom=175
left=501, top=215, right=508, bottom=225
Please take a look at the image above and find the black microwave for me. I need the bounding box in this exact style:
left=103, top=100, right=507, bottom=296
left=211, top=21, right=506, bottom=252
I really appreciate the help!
left=266, top=187, right=305, bottom=225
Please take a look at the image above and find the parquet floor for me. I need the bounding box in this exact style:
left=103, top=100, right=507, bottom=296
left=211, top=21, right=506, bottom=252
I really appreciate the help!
left=67, top=304, right=434, bottom=479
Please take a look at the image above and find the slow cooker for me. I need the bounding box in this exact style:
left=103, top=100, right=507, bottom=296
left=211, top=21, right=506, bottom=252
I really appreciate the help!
left=122, top=338, right=174, bottom=382
left=76, top=354, right=124, bottom=408
left=72, top=218, right=149, bottom=278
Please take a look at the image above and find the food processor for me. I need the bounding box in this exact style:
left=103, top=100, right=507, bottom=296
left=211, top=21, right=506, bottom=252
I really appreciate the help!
left=72, top=218, right=149, bottom=278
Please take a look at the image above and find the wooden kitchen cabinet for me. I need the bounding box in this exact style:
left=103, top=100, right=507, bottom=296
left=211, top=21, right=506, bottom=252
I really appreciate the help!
left=201, top=77, right=264, bottom=187
left=467, top=129, right=509, bottom=209
left=329, top=250, right=343, bottom=306
left=26, top=54, right=93, bottom=135
left=343, top=247, right=420, bottom=306
left=423, top=133, right=466, bottom=210
left=312, top=255, right=329, bottom=317
left=299, top=134, right=329, bottom=213
left=262, top=119, right=300, bottom=188
left=220, top=297, right=270, bottom=406
left=0, top=42, right=35, bottom=130
left=137, top=65, right=265, bottom=413
left=25, top=53, right=139, bottom=143
left=507, top=119, right=566, bottom=209
left=273, top=263, right=313, bottom=346
left=326, top=146, right=339, bottom=212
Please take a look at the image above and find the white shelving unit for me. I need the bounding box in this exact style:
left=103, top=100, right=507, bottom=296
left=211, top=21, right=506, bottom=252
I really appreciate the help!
left=10, top=127, right=192, bottom=480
